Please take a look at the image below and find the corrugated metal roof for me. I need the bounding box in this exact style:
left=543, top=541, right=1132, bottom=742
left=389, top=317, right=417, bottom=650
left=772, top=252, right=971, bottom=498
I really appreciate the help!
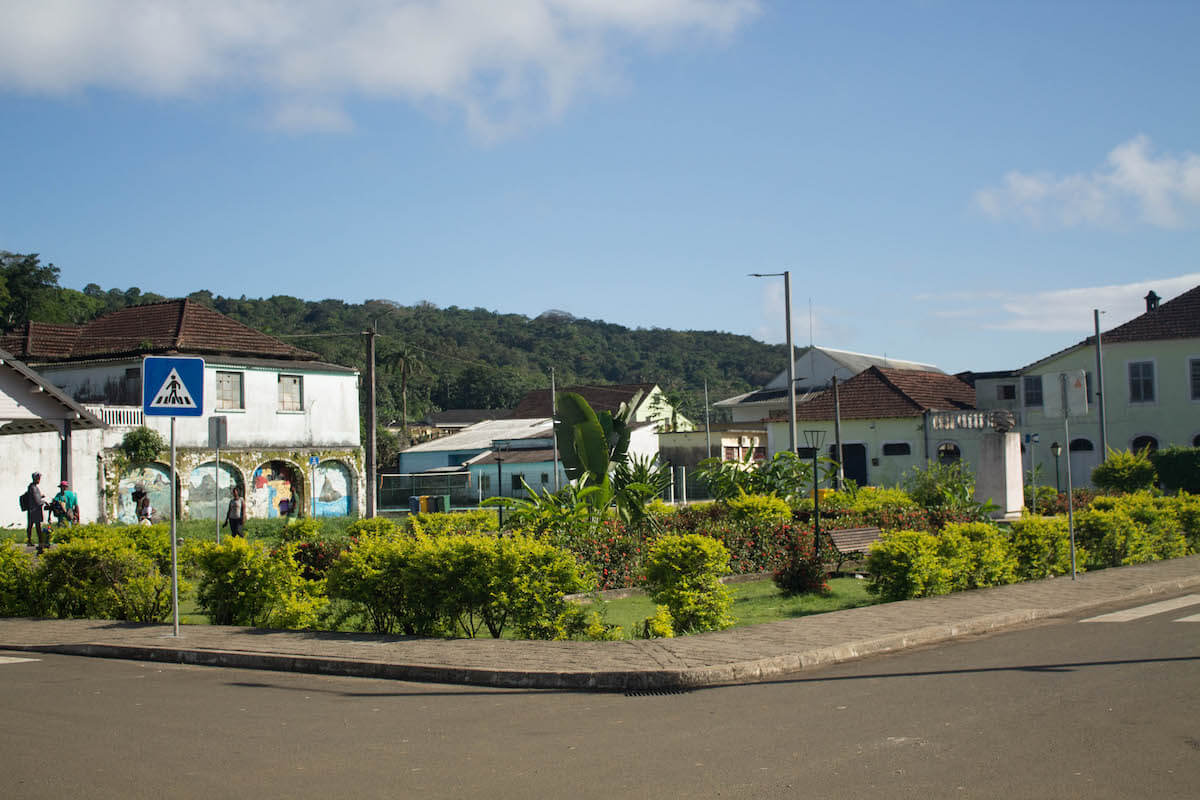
left=400, top=417, right=553, bottom=453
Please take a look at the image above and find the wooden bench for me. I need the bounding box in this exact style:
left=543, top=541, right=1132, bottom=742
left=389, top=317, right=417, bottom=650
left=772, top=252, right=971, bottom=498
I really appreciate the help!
left=826, top=526, right=883, bottom=573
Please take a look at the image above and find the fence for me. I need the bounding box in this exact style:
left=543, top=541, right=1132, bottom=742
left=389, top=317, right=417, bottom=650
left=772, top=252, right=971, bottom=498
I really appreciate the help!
left=378, top=472, right=475, bottom=511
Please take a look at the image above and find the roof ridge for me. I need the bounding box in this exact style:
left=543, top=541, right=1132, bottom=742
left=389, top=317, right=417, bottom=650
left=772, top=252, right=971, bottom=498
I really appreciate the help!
left=174, top=298, right=187, bottom=349
left=864, top=366, right=926, bottom=412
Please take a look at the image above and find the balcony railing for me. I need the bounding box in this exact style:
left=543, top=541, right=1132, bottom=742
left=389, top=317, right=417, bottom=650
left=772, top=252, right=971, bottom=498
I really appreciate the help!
left=927, top=410, right=991, bottom=431
left=84, top=404, right=144, bottom=427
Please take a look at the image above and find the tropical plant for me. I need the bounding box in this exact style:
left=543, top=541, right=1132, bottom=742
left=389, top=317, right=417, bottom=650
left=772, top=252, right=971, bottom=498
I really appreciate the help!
left=1091, top=448, right=1157, bottom=493
left=612, top=454, right=672, bottom=527
left=554, top=390, right=642, bottom=509
left=117, top=426, right=166, bottom=466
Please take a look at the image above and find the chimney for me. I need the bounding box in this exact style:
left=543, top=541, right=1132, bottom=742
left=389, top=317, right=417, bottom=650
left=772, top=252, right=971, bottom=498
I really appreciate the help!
left=1144, top=290, right=1160, bottom=312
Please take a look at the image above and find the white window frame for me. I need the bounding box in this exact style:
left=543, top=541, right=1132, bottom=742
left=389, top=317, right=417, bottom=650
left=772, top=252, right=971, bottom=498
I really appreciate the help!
left=278, top=374, right=303, bottom=413
left=1022, top=376, right=1043, bottom=407
left=1127, top=359, right=1156, bottom=405
left=215, top=371, right=245, bottom=411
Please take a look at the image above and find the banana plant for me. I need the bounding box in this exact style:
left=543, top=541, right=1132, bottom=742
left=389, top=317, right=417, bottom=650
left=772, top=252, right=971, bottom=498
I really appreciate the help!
left=553, top=390, right=642, bottom=510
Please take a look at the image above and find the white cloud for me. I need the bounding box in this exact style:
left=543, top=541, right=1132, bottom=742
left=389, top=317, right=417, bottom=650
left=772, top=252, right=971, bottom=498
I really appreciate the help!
left=974, top=136, right=1200, bottom=229
left=926, top=273, right=1200, bottom=335
left=0, top=0, right=758, bottom=136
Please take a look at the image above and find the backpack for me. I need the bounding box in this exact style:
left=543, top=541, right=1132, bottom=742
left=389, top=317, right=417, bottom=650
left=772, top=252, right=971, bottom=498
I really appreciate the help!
left=19, top=492, right=28, bottom=511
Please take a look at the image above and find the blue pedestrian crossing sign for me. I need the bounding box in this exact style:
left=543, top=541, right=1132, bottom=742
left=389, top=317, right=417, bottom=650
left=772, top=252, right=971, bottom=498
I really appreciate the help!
left=143, top=356, right=205, bottom=417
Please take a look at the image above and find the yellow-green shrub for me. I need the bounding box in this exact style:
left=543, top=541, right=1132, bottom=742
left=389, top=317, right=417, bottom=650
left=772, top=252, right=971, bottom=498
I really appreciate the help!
left=727, top=490, right=792, bottom=526
left=643, top=534, right=733, bottom=634
left=191, top=538, right=325, bottom=628
left=937, top=522, right=1018, bottom=591
left=0, top=541, right=41, bottom=617
left=865, top=530, right=952, bottom=601
left=408, top=510, right=498, bottom=537
left=1009, top=515, right=1079, bottom=579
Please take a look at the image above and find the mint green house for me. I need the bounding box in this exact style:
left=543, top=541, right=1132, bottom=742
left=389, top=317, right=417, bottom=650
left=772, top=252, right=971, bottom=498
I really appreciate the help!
left=971, top=285, right=1200, bottom=488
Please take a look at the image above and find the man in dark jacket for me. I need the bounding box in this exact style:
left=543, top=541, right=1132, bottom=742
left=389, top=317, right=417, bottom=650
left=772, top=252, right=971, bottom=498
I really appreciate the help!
left=25, top=472, right=47, bottom=553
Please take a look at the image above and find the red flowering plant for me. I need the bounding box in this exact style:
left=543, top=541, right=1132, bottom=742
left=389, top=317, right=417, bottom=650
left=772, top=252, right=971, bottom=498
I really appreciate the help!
left=772, top=527, right=831, bottom=595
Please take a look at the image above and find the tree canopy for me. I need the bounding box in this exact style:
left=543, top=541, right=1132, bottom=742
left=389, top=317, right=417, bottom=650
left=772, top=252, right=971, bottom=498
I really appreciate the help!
left=1, top=250, right=792, bottom=430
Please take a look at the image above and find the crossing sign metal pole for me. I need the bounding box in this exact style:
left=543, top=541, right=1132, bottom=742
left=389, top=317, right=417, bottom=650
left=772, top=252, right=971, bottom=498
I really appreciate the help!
left=144, top=357, right=205, bottom=637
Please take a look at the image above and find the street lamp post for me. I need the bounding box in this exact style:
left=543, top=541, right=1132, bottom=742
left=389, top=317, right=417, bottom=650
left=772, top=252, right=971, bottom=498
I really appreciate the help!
left=749, top=271, right=798, bottom=455
left=1050, top=441, right=1062, bottom=493
left=495, top=452, right=505, bottom=527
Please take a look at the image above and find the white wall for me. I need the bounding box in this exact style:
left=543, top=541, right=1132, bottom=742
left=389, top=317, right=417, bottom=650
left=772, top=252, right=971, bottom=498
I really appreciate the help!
left=0, top=428, right=106, bottom=529
left=43, top=359, right=360, bottom=449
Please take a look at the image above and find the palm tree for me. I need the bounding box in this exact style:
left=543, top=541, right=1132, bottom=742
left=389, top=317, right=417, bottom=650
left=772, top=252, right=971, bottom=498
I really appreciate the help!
left=383, top=341, right=428, bottom=442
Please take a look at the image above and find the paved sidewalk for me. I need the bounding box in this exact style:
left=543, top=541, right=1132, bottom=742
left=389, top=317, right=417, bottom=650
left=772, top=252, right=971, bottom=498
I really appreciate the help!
left=2, top=555, right=1198, bottom=691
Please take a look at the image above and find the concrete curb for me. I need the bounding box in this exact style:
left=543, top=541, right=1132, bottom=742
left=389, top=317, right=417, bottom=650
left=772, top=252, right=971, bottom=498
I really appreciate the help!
left=13, top=569, right=1200, bottom=691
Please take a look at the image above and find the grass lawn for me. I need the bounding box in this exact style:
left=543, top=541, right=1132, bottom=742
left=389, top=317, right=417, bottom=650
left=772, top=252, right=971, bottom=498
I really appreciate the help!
left=585, top=576, right=878, bottom=638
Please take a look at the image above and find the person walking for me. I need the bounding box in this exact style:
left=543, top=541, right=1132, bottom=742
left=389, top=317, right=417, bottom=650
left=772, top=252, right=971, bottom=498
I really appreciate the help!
left=24, top=472, right=47, bottom=553
left=223, top=486, right=246, bottom=537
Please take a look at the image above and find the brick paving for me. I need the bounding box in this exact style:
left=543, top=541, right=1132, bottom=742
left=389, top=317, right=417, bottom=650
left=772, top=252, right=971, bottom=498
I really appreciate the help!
left=1, top=555, right=1197, bottom=691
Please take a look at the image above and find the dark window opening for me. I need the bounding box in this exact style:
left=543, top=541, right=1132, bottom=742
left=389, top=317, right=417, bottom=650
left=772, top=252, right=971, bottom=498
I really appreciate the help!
left=881, top=442, right=911, bottom=456
left=937, top=442, right=961, bottom=465
left=1069, top=439, right=1094, bottom=452
left=1129, top=361, right=1155, bottom=403
left=1023, top=376, right=1043, bottom=407
left=998, top=384, right=1016, bottom=401
left=1131, top=435, right=1158, bottom=453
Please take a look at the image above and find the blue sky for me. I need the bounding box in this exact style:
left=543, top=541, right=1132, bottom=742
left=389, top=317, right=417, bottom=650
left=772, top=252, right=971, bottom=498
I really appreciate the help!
left=2, top=0, right=1198, bottom=375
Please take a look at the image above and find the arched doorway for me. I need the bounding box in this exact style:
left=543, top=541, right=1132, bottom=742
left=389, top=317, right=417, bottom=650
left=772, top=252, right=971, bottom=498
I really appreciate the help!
left=117, top=464, right=172, bottom=524
left=1068, top=438, right=1099, bottom=487
left=312, top=460, right=354, bottom=517
left=187, top=462, right=243, bottom=520
left=250, top=461, right=300, bottom=519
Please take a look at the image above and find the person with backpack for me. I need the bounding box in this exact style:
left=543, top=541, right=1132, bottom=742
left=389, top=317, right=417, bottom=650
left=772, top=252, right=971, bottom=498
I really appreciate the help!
left=49, top=480, right=79, bottom=527
left=24, top=472, right=47, bottom=553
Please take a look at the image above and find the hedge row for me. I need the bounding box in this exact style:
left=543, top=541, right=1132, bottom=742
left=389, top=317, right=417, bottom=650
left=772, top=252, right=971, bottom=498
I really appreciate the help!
left=865, top=492, right=1199, bottom=602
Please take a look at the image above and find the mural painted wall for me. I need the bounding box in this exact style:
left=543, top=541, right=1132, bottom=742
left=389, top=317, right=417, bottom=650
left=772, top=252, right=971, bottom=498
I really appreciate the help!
left=312, top=460, right=352, bottom=518
left=250, top=461, right=298, bottom=519
left=186, top=462, right=243, bottom=520
left=117, top=464, right=172, bottom=524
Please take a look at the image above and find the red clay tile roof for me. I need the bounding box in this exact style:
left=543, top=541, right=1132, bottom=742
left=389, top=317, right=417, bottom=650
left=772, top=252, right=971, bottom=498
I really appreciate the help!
left=0, top=322, right=81, bottom=360
left=777, top=367, right=976, bottom=421
left=0, top=300, right=320, bottom=362
left=1023, top=283, right=1200, bottom=370
left=509, top=383, right=656, bottom=418
left=1091, top=284, right=1200, bottom=344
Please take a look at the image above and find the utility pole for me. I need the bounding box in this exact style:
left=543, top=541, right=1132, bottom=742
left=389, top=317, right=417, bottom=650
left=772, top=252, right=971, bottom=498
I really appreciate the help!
left=749, top=271, right=798, bottom=454
left=365, top=325, right=377, bottom=518
left=1094, top=309, right=1107, bottom=462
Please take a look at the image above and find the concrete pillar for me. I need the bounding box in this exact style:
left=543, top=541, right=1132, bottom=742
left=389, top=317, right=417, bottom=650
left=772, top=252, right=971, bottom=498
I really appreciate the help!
left=976, top=431, right=1024, bottom=520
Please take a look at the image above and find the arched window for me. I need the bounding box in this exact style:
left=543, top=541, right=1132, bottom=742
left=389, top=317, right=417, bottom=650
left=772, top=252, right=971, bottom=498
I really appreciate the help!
left=937, top=441, right=961, bottom=465
left=1131, top=435, right=1159, bottom=453
left=1069, top=439, right=1094, bottom=452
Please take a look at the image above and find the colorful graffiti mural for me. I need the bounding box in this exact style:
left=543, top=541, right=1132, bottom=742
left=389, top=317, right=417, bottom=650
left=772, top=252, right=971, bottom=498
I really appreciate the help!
left=186, top=462, right=242, bottom=520
left=117, top=464, right=172, bottom=524
left=250, top=461, right=298, bottom=519
left=312, top=460, right=352, bottom=517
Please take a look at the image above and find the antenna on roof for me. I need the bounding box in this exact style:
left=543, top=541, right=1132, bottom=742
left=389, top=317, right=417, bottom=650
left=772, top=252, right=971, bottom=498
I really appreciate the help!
left=808, top=298, right=814, bottom=349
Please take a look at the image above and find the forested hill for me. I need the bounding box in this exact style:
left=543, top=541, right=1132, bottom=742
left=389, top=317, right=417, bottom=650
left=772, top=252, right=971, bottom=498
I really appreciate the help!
left=0, top=251, right=789, bottom=425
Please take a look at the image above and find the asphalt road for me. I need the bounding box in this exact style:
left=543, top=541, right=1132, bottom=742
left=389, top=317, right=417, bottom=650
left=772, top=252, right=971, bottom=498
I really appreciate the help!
left=2, top=592, right=1198, bottom=799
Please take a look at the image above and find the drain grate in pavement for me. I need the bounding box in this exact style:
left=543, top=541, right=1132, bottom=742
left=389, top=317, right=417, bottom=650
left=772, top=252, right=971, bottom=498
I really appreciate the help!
left=624, top=688, right=692, bottom=697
